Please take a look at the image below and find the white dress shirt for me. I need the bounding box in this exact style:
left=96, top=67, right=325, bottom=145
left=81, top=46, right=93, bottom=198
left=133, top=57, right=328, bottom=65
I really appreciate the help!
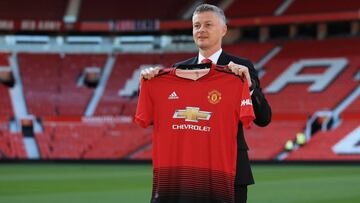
left=198, top=49, right=222, bottom=64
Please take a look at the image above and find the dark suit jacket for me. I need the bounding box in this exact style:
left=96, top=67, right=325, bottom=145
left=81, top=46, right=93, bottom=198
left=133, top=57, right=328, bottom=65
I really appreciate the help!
left=173, top=51, right=272, bottom=185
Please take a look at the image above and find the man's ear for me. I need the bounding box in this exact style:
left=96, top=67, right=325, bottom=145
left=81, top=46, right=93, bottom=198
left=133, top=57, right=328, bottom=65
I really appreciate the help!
left=222, top=25, right=228, bottom=37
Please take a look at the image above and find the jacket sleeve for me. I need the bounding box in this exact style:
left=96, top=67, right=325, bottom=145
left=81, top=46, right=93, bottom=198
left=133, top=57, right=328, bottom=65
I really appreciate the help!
left=242, top=60, right=272, bottom=127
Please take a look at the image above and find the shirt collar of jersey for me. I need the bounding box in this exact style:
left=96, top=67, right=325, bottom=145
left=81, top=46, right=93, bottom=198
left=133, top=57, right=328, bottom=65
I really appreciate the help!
left=198, top=48, right=222, bottom=64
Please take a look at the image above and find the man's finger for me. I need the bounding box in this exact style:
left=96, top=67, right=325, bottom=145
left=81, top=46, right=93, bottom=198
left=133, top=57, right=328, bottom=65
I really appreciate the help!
left=234, top=69, right=240, bottom=76
left=145, top=69, right=154, bottom=79
left=144, top=69, right=151, bottom=79
left=228, top=62, right=252, bottom=87
left=154, top=67, right=161, bottom=74
left=140, top=66, right=162, bottom=80
left=150, top=67, right=161, bottom=79
left=238, top=68, right=252, bottom=87
left=229, top=65, right=243, bottom=77
left=140, top=70, right=147, bottom=79
left=156, top=67, right=161, bottom=72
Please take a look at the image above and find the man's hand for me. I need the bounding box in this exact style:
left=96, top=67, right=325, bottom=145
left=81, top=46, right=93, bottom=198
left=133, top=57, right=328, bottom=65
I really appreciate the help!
left=140, top=66, right=162, bottom=80
left=228, top=61, right=252, bottom=87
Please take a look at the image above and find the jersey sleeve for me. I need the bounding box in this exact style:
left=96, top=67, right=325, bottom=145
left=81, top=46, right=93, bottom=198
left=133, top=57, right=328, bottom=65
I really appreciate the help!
left=134, top=79, right=153, bottom=128
left=238, top=80, right=255, bottom=129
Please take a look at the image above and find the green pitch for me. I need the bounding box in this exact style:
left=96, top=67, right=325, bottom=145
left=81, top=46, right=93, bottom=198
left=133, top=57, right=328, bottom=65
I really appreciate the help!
left=0, top=163, right=359, bottom=203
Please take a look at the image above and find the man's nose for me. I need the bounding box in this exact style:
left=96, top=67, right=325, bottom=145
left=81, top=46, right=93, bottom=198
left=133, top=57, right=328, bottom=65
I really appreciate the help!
left=198, top=25, right=206, bottom=32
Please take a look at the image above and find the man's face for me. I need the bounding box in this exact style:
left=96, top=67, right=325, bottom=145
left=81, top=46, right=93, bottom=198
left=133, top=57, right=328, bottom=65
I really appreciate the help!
left=192, top=11, right=227, bottom=51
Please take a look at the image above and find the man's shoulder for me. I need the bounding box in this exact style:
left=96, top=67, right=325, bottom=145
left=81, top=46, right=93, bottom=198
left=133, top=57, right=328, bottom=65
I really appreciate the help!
left=173, top=57, right=197, bottom=67
left=220, top=52, right=254, bottom=67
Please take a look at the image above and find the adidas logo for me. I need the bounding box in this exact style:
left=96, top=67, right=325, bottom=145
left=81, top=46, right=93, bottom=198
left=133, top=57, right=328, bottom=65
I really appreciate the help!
left=168, top=91, right=179, bottom=100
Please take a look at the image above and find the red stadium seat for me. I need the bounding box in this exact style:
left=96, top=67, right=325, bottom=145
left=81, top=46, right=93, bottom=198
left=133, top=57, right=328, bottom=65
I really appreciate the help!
left=0, top=86, right=13, bottom=117
left=0, top=127, right=27, bottom=159
left=225, top=0, right=283, bottom=18
left=284, top=0, right=360, bottom=15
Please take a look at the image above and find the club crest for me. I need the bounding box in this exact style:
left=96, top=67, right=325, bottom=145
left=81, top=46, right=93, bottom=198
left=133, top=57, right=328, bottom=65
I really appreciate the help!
left=207, top=90, right=221, bottom=104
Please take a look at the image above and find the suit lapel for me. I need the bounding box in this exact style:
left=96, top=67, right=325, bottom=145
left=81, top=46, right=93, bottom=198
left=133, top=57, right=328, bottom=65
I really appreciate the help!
left=189, top=56, right=198, bottom=64
left=217, top=51, right=230, bottom=65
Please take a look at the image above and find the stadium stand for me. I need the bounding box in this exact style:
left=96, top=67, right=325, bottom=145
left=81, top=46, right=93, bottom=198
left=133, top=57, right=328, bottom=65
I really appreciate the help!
left=0, top=122, right=26, bottom=159
left=285, top=120, right=360, bottom=160
left=18, top=53, right=107, bottom=116
left=342, top=96, right=360, bottom=119
left=262, top=38, right=360, bottom=117
left=0, top=52, right=10, bottom=66
left=35, top=121, right=151, bottom=159
left=223, top=42, right=276, bottom=63
left=18, top=53, right=62, bottom=116
left=58, top=54, right=107, bottom=115
left=83, top=123, right=151, bottom=159
left=78, top=0, right=224, bottom=21
left=0, top=52, right=13, bottom=117
left=225, top=0, right=283, bottom=18
left=284, top=0, right=360, bottom=15
left=0, top=0, right=67, bottom=20
left=245, top=121, right=306, bottom=160
left=0, top=85, right=13, bottom=117
left=10, top=38, right=360, bottom=161
left=79, top=0, right=193, bottom=20
left=0, top=0, right=359, bottom=162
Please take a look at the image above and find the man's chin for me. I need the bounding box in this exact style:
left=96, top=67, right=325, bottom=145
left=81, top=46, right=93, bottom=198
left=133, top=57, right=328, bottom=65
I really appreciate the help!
left=196, top=43, right=209, bottom=50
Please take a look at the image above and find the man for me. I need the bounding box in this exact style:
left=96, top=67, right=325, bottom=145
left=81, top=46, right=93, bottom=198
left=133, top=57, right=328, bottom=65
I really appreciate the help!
left=141, top=4, right=272, bottom=203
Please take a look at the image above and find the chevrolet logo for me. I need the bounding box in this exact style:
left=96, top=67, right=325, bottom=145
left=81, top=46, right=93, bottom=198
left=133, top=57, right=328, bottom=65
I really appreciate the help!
left=173, top=107, right=212, bottom=122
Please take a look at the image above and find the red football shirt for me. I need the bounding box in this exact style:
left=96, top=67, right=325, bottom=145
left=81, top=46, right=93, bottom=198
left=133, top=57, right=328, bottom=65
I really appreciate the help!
left=134, top=65, right=255, bottom=203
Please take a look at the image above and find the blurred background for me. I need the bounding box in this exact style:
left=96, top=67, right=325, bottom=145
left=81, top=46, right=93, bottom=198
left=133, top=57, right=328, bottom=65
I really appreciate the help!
left=0, top=0, right=359, bottom=202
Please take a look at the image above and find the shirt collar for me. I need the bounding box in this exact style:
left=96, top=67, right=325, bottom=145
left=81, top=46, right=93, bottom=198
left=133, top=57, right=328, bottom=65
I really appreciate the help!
left=198, top=49, right=222, bottom=64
